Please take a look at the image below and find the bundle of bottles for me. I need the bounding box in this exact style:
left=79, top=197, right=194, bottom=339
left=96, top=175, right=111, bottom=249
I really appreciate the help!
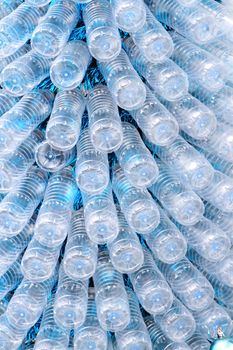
left=1, top=0, right=233, bottom=349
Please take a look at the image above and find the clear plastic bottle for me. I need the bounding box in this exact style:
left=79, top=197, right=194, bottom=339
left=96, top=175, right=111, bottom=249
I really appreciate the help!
left=25, top=0, right=51, bottom=6
left=131, top=6, right=174, bottom=63
left=160, top=93, right=217, bottom=140
left=0, top=314, right=26, bottom=350
left=112, top=164, right=160, bottom=234
left=177, top=217, right=231, bottom=262
left=110, top=0, right=146, bottom=33
left=115, top=122, right=159, bottom=189
left=171, top=31, right=226, bottom=92
left=0, top=0, right=23, bottom=20
left=149, top=160, right=204, bottom=225
left=145, top=0, right=217, bottom=44
left=0, top=90, right=18, bottom=118
left=31, top=0, right=79, bottom=58
left=0, top=166, right=48, bottom=237
left=0, top=260, right=22, bottom=299
left=21, top=238, right=60, bottom=282
left=130, top=86, right=179, bottom=146
left=186, top=333, right=211, bottom=350
left=145, top=316, right=192, bottom=350
left=108, top=209, right=144, bottom=273
left=154, top=298, right=196, bottom=342
left=144, top=207, right=187, bottom=264
left=50, top=40, right=91, bottom=90
left=1, top=50, right=53, bottom=96
left=0, top=43, right=30, bottom=76
left=0, top=3, right=46, bottom=57
left=54, top=264, right=88, bottom=330
left=93, top=247, right=130, bottom=332
left=75, top=127, right=109, bottom=194
left=158, top=257, right=214, bottom=311
left=203, top=150, right=233, bottom=180
left=74, top=287, right=108, bottom=350
left=81, top=184, right=119, bottom=244
left=35, top=141, right=76, bottom=173
left=124, top=36, right=189, bottom=101
left=46, top=89, right=85, bottom=151
left=0, top=90, right=54, bottom=155
left=115, top=287, right=152, bottom=350
left=83, top=0, right=121, bottom=61
left=34, top=296, right=70, bottom=350
left=0, top=129, right=44, bottom=193
left=150, top=135, right=214, bottom=191
left=129, top=247, right=173, bottom=315
left=87, top=84, right=123, bottom=153
left=98, top=49, right=146, bottom=110
left=34, top=167, right=77, bottom=248
left=63, top=209, right=98, bottom=281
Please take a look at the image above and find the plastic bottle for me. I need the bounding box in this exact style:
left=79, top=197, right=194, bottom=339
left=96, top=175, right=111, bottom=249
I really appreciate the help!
left=25, top=0, right=51, bottom=6
left=98, top=49, right=146, bottom=110
left=63, top=209, right=98, bottom=281
left=124, top=36, right=189, bottom=101
left=0, top=43, right=30, bottom=75
left=46, top=89, right=85, bottom=151
left=112, top=164, right=160, bottom=234
left=186, top=333, right=211, bottom=350
left=75, top=127, right=109, bottom=194
left=0, top=166, right=48, bottom=237
left=108, top=209, right=144, bottom=273
left=31, top=0, right=79, bottom=58
left=129, top=247, right=173, bottom=315
left=87, top=84, right=123, bottom=153
left=0, top=260, right=23, bottom=300
left=149, top=160, right=204, bottom=225
left=83, top=0, right=121, bottom=61
left=93, top=247, right=130, bottom=332
left=0, top=0, right=23, bottom=20
left=34, top=167, right=77, bottom=248
left=0, top=90, right=18, bottom=118
left=0, top=314, right=26, bottom=350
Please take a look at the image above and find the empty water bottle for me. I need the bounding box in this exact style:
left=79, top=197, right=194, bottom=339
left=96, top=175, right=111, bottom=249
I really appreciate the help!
left=0, top=129, right=44, bottom=193
left=0, top=166, right=47, bottom=237
left=131, top=6, right=174, bottom=63
left=98, top=49, right=146, bottom=110
left=203, top=150, right=233, bottom=181
left=31, top=0, right=79, bottom=58
left=87, top=85, right=123, bottom=153
left=93, top=247, right=130, bottom=331
left=0, top=0, right=23, bottom=20
left=83, top=0, right=121, bottom=61
left=160, top=93, right=217, bottom=140
left=124, top=37, right=189, bottom=101
left=144, top=207, right=187, bottom=264
left=193, top=301, right=232, bottom=340
left=0, top=215, right=35, bottom=276
left=145, top=0, right=217, bottom=44
left=54, top=265, right=88, bottom=330
left=50, top=40, right=91, bottom=90
left=171, top=32, right=226, bottom=92
left=0, top=90, right=54, bottom=155
left=0, top=3, right=46, bottom=57
left=177, top=217, right=231, bottom=262
left=149, top=135, right=214, bottom=191
left=74, top=287, right=108, bottom=350
left=75, top=127, right=109, bottom=194
left=149, top=160, right=204, bottom=225
left=0, top=43, right=30, bottom=75
left=186, top=333, right=211, bottom=350
left=21, top=238, right=60, bottom=282
left=34, top=167, right=77, bottom=248
left=130, top=86, right=179, bottom=146
left=1, top=50, right=52, bottom=96
left=82, top=184, right=119, bottom=244
left=34, top=296, right=70, bottom=350
left=0, top=260, right=22, bottom=300
left=145, top=316, right=192, bottom=350
left=63, top=209, right=98, bottom=280
left=6, top=275, right=55, bottom=331
left=158, top=257, right=214, bottom=311
left=108, top=209, right=144, bottom=273
left=116, top=122, right=159, bottom=189
left=35, top=141, right=76, bottom=173
left=115, top=287, right=152, bottom=350
left=0, top=314, right=26, bottom=349
left=0, top=90, right=18, bottom=118
left=112, top=164, right=160, bottom=234
left=154, top=298, right=196, bottom=342
left=110, top=0, right=146, bottom=32
left=129, top=247, right=173, bottom=315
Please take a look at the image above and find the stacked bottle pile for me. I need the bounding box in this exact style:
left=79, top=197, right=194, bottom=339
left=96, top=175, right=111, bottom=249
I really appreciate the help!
left=0, top=0, right=232, bottom=349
